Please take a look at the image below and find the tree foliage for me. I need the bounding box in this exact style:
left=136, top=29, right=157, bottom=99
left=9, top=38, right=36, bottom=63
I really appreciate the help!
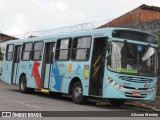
left=156, top=31, right=160, bottom=74
left=157, top=30, right=160, bottom=42
left=0, top=46, right=3, bottom=60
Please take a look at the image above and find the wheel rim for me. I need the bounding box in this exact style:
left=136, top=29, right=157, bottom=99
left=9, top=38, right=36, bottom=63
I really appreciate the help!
left=20, top=81, right=25, bottom=91
left=74, top=87, right=82, bottom=99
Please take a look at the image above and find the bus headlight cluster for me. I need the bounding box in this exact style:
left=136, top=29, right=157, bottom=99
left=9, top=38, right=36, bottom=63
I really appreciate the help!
left=148, top=85, right=157, bottom=92
left=107, top=77, right=123, bottom=89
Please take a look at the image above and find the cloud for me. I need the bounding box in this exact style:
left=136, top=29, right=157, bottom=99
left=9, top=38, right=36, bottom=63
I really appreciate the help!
left=0, top=0, right=86, bottom=35
left=0, top=0, right=159, bottom=35
left=6, top=14, right=27, bottom=34
left=56, top=1, right=68, bottom=11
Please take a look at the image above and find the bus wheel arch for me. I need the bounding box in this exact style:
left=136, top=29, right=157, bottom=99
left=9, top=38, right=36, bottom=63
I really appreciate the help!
left=69, top=77, right=81, bottom=94
left=19, top=73, right=33, bottom=93
left=69, top=77, right=87, bottom=104
left=19, top=73, right=26, bottom=83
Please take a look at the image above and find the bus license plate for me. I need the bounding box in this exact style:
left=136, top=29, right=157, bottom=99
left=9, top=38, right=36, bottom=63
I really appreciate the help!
left=132, top=92, right=141, bottom=97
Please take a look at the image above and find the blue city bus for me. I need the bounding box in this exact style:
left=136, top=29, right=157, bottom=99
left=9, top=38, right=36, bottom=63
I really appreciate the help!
left=2, top=28, right=158, bottom=106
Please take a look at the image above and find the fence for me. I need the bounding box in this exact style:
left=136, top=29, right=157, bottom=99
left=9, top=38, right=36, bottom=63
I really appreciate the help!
left=13, top=19, right=113, bottom=39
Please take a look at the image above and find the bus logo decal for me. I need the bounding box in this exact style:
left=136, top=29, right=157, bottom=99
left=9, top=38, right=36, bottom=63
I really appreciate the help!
left=32, top=62, right=41, bottom=89
left=123, top=82, right=131, bottom=86
left=144, top=84, right=150, bottom=88
left=67, top=64, right=72, bottom=72
left=59, top=64, right=65, bottom=67
left=83, top=65, right=89, bottom=78
left=21, top=65, right=26, bottom=69
left=75, top=63, right=81, bottom=74
left=52, top=61, right=62, bottom=91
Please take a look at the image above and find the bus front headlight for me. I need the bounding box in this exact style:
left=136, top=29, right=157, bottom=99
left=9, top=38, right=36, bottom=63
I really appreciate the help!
left=148, top=85, right=157, bottom=92
left=107, top=77, right=123, bottom=89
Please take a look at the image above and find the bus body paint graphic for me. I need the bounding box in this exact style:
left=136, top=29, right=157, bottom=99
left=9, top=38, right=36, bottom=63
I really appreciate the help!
left=52, top=61, right=62, bottom=91
left=32, top=61, right=41, bottom=89
left=75, top=63, right=81, bottom=74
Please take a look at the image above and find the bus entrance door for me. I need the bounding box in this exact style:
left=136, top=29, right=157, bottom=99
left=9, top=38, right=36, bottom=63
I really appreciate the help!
left=12, top=45, right=22, bottom=84
left=90, top=37, right=107, bottom=96
left=41, top=42, right=55, bottom=89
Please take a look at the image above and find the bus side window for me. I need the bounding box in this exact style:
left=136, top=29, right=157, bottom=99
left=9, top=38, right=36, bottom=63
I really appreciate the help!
left=72, top=36, right=91, bottom=61
left=32, top=41, right=43, bottom=61
left=6, top=44, right=14, bottom=61
left=21, top=43, right=33, bottom=61
left=55, top=38, right=71, bottom=60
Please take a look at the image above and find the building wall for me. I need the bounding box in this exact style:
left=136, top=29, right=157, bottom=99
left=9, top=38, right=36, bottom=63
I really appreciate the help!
left=139, top=9, right=160, bottom=22
left=119, top=19, right=160, bottom=34
left=100, top=5, right=160, bottom=31
left=101, top=8, right=140, bottom=27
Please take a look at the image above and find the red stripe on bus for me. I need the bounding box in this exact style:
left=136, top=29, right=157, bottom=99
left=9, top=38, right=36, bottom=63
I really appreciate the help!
left=32, top=61, right=41, bottom=89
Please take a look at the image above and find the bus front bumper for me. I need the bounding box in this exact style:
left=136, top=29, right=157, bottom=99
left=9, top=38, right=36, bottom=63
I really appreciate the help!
left=103, top=84, right=156, bottom=101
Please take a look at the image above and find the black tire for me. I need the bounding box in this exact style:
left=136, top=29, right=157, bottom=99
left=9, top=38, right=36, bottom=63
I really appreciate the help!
left=109, top=99, right=125, bottom=107
left=72, top=81, right=86, bottom=104
left=19, top=75, right=34, bottom=93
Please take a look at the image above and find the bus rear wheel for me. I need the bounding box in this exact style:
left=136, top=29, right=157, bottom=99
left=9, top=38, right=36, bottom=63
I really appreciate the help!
left=109, top=99, right=125, bottom=107
left=19, top=75, right=33, bottom=93
left=72, top=81, right=86, bottom=104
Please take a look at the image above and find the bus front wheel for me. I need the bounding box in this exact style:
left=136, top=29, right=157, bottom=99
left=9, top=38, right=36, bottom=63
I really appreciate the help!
left=109, top=99, right=125, bottom=107
left=72, top=81, right=86, bottom=104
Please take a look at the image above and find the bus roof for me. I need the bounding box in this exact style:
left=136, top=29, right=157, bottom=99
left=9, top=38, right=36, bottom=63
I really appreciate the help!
left=6, top=27, right=158, bottom=44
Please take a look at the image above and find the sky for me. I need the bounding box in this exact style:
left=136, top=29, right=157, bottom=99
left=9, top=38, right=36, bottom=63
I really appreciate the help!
left=0, top=0, right=160, bottom=35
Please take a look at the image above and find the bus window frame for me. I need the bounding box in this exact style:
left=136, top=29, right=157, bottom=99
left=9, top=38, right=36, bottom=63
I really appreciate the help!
left=71, top=36, right=92, bottom=61
left=106, top=40, right=158, bottom=77
left=55, top=38, right=72, bottom=61
left=6, top=44, right=14, bottom=61
left=31, top=41, right=44, bottom=61
left=21, top=42, right=33, bottom=61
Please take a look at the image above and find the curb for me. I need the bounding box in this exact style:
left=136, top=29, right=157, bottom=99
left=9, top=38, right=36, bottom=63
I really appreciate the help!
left=124, top=102, right=160, bottom=111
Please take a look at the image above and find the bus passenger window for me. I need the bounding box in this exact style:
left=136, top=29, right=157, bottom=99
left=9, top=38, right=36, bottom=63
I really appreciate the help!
left=32, top=41, right=43, bottom=61
left=55, top=39, right=71, bottom=60
left=6, top=44, right=14, bottom=61
left=22, top=43, right=33, bottom=60
left=72, top=37, right=91, bottom=60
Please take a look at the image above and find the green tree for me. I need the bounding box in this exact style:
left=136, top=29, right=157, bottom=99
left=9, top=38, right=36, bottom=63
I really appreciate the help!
left=156, top=31, right=160, bottom=53
left=0, top=46, right=3, bottom=60
left=156, top=31, right=160, bottom=75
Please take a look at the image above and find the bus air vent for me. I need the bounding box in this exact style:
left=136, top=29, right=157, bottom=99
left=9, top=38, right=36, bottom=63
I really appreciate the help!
left=123, top=86, right=135, bottom=90
left=119, top=76, right=153, bottom=83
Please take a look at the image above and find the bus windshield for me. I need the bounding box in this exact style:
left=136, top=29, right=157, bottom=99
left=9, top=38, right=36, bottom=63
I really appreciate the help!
left=108, top=42, right=157, bottom=76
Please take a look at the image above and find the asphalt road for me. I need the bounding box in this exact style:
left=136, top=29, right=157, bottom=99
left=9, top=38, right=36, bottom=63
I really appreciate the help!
left=0, top=80, right=128, bottom=111
left=0, top=80, right=159, bottom=120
